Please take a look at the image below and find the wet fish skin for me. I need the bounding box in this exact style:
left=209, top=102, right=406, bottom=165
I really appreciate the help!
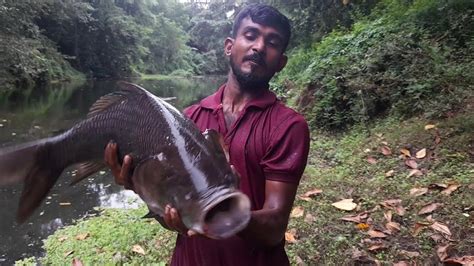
left=0, top=82, right=250, bottom=239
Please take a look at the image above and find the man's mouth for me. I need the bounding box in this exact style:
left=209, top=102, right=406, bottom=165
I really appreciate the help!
left=243, top=54, right=265, bottom=67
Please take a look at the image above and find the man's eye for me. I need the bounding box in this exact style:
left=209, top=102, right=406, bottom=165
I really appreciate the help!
left=244, top=33, right=256, bottom=40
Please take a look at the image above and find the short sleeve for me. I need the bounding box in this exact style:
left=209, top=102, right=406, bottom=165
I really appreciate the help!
left=260, top=114, right=310, bottom=184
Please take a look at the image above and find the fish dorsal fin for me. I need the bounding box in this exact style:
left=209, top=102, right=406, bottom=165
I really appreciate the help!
left=87, top=81, right=147, bottom=118
left=69, top=161, right=106, bottom=185
left=203, top=129, right=229, bottom=163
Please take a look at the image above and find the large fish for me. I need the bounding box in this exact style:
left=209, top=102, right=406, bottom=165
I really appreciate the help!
left=0, top=82, right=251, bottom=239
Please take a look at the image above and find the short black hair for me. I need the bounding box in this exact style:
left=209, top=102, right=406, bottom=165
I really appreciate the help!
left=232, top=4, right=291, bottom=51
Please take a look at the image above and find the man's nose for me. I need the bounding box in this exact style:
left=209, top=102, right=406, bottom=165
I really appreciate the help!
left=251, top=37, right=265, bottom=54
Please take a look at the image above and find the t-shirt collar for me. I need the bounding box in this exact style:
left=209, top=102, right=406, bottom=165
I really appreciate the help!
left=200, top=83, right=277, bottom=111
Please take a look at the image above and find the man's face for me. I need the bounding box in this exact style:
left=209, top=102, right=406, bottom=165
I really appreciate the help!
left=225, top=17, right=287, bottom=89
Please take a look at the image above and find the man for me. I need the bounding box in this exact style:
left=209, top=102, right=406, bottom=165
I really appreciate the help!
left=105, top=4, right=310, bottom=266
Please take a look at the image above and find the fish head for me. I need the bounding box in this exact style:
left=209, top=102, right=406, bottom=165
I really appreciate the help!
left=132, top=156, right=250, bottom=239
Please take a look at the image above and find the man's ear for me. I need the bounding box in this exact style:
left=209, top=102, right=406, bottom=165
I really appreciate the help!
left=276, top=54, right=288, bottom=72
left=224, top=37, right=234, bottom=56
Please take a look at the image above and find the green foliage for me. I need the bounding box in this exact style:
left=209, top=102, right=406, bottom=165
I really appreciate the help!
left=275, top=0, right=474, bottom=130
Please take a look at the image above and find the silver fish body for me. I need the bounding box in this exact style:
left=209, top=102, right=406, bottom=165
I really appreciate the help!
left=0, top=82, right=250, bottom=239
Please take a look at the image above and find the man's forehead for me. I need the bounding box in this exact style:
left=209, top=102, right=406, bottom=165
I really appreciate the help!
left=237, top=17, right=284, bottom=38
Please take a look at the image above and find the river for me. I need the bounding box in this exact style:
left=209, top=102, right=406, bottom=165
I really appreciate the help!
left=0, top=77, right=224, bottom=264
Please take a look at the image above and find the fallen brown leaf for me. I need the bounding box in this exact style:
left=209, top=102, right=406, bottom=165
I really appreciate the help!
left=441, top=184, right=460, bottom=195
left=431, top=221, right=451, bottom=236
left=303, top=188, right=323, bottom=197
left=393, top=261, right=410, bottom=266
left=416, top=148, right=427, bottom=159
left=407, top=169, right=423, bottom=177
left=368, top=243, right=387, bottom=251
left=290, top=206, right=304, bottom=218
left=384, top=211, right=392, bottom=222
left=356, top=223, right=370, bottom=230
left=332, top=199, right=357, bottom=211
left=58, top=236, right=68, bottom=242
left=381, top=146, right=392, bottom=156
left=341, top=212, right=368, bottom=223
left=380, top=199, right=405, bottom=216
left=429, top=183, right=448, bottom=190
left=436, top=244, right=450, bottom=261
left=72, top=258, right=84, bottom=266
left=418, top=203, right=442, bottom=215
left=400, top=148, right=411, bottom=157
left=386, top=222, right=401, bottom=233
left=405, top=159, right=418, bottom=169
left=285, top=229, right=298, bottom=244
left=304, top=213, right=316, bottom=223
left=64, top=250, right=74, bottom=257
left=399, top=250, right=420, bottom=258
left=413, top=221, right=431, bottom=236
left=132, top=244, right=146, bottom=255
left=75, top=233, right=90, bottom=241
left=410, top=187, right=428, bottom=197
left=385, top=170, right=395, bottom=177
left=443, top=256, right=474, bottom=265
left=59, top=202, right=72, bottom=206
left=367, top=230, right=387, bottom=238
left=425, top=124, right=436, bottom=130
left=367, top=156, right=377, bottom=164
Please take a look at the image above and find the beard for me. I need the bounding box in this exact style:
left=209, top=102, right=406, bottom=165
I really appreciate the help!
left=229, top=56, right=272, bottom=92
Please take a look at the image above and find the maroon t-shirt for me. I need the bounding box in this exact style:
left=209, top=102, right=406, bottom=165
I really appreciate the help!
left=170, top=84, right=310, bottom=266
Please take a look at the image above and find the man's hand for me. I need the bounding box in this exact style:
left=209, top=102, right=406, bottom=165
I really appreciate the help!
left=161, top=205, right=198, bottom=237
left=104, top=141, right=134, bottom=190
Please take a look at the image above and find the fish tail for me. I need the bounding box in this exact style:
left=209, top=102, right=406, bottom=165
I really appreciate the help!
left=0, top=140, right=64, bottom=222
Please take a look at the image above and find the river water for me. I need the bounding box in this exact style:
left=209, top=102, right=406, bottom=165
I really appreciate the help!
left=0, top=77, right=223, bottom=264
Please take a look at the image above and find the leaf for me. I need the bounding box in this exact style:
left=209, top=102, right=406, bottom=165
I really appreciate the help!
left=415, top=148, right=427, bottom=159
left=285, top=229, right=298, bottom=244
left=341, top=212, right=368, bottom=223
left=72, top=258, right=84, bottom=266
left=393, top=261, right=410, bottom=266
left=418, top=203, right=442, bottom=215
left=410, top=187, right=428, bottom=197
left=58, top=236, right=68, bottom=242
left=385, top=170, right=395, bottom=177
left=304, top=213, right=316, bottom=223
left=443, top=256, right=474, bottom=265
left=425, top=124, right=436, bottom=130
left=405, top=159, right=418, bottom=169
left=75, top=233, right=90, bottom=241
left=381, top=146, right=392, bottom=156
left=384, top=211, right=392, bottom=222
left=380, top=199, right=405, bottom=216
left=332, top=199, right=357, bottom=211
left=303, top=188, right=323, bottom=197
left=399, top=250, right=420, bottom=258
left=290, top=206, right=304, bottom=218
left=431, top=221, right=451, bottom=236
left=356, top=223, right=370, bottom=230
left=407, top=169, right=423, bottom=177
left=386, top=222, right=401, bottom=233
left=441, top=184, right=460, bottom=195
left=131, top=244, right=146, bottom=255
left=64, top=250, right=74, bottom=257
left=367, top=230, right=387, bottom=238
left=429, top=183, right=448, bottom=190
left=368, top=243, right=387, bottom=251
left=436, top=244, right=450, bottom=261
left=400, top=148, right=411, bottom=157
left=413, top=222, right=430, bottom=236
left=367, top=156, right=377, bottom=164
left=59, top=202, right=72, bottom=206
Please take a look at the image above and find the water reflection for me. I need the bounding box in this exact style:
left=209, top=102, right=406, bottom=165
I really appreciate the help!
left=0, top=76, right=224, bottom=264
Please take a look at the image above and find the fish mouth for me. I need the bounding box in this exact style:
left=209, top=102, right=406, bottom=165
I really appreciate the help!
left=197, top=191, right=251, bottom=239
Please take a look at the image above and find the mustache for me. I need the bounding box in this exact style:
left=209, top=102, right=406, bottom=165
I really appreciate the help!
left=243, top=53, right=265, bottom=67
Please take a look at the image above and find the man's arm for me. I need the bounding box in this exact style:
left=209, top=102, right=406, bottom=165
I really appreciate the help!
left=238, top=180, right=297, bottom=247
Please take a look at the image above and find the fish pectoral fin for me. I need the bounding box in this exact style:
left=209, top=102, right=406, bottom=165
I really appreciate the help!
left=70, top=161, right=106, bottom=185
left=203, top=129, right=229, bottom=163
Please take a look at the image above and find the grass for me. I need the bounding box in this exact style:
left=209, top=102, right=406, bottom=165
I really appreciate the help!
left=15, top=107, right=473, bottom=265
